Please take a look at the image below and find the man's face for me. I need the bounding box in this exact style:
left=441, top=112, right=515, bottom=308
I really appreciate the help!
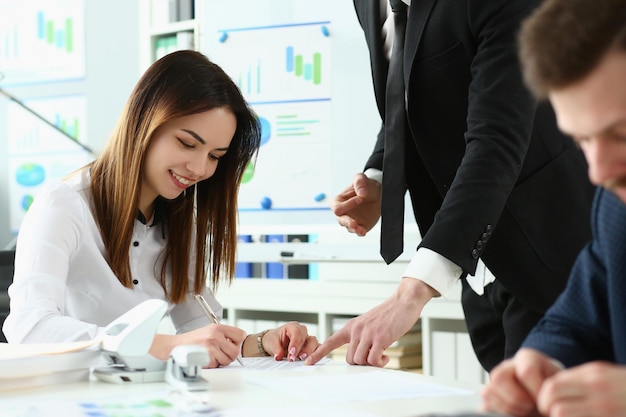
left=550, top=50, right=626, bottom=204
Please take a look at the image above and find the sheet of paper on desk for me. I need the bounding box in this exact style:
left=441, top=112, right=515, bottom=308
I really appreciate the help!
left=244, top=368, right=474, bottom=403
left=223, top=356, right=331, bottom=370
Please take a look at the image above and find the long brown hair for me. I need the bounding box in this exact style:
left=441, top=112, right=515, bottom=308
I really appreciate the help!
left=89, top=50, right=260, bottom=303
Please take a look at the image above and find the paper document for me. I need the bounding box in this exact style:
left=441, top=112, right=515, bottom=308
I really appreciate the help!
left=222, top=356, right=330, bottom=370
left=244, top=368, right=475, bottom=403
left=0, top=340, right=98, bottom=360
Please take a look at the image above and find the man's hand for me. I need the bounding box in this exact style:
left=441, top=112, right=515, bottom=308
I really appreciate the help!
left=481, top=348, right=563, bottom=417
left=332, top=173, right=382, bottom=236
left=305, top=278, right=436, bottom=366
left=537, top=361, right=626, bottom=417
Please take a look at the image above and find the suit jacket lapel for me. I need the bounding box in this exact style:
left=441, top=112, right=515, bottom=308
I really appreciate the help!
left=404, top=0, right=437, bottom=87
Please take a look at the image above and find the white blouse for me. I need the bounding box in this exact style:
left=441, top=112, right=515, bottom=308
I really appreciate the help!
left=3, top=169, right=222, bottom=343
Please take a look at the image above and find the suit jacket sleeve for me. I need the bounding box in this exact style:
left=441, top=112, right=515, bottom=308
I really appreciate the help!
left=522, top=188, right=621, bottom=367
left=414, top=0, right=541, bottom=274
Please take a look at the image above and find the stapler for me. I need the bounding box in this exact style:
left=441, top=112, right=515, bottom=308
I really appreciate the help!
left=165, top=345, right=210, bottom=391
left=93, top=299, right=168, bottom=383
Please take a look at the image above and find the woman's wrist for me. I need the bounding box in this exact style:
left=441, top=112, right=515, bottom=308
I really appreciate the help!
left=256, top=329, right=271, bottom=357
left=241, top=330, right=272, bottom=357
left=149, top=333, right=178, bottom=361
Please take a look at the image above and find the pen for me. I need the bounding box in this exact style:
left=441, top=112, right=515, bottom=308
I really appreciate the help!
left=194, top=294, right=245, bottom=367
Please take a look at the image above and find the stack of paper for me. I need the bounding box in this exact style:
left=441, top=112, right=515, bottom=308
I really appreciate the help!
left=0, top=340, right=103, bottom=391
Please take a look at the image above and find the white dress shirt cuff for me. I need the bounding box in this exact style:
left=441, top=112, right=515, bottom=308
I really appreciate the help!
left=403, top=248, right=463, bottom=299
left=403, top=248, right=497, bottom=297
left=364, top=168, right=383, bottom=184
left=466, top=260, right=496, bottom=295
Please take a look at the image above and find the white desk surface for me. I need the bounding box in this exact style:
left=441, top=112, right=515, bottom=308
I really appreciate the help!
left=0, top=359, right=484, bottom=417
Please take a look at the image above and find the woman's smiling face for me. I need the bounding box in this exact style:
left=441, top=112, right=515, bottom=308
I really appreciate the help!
left=140, top=107, right=236, bottom=212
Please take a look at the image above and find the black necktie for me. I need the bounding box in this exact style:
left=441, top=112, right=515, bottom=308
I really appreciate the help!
left=380, top=0, right=408, bottom=264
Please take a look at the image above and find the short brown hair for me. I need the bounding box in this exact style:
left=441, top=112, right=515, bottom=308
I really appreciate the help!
left=518, top=0, right=626, bottom=98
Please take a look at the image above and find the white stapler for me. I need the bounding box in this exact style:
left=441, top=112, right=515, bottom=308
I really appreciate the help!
left=93, top=299, right=168, bottom=383
left=165, top=345, right=210, bottom=391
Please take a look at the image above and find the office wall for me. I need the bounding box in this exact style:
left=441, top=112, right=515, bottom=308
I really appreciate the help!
left=0, top=0, right=415, bottom=246
left=0, top=1, right=140, bottom=248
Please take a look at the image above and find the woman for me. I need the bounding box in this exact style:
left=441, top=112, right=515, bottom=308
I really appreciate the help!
left=3, top=50, right=318, bottom=367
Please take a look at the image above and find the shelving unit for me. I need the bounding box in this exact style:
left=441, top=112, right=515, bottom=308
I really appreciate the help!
left=138, top=0, right=199, bottom=71
left=214, top=224, right=480, bottom=379
left=218, top=223, right=413, bottom=333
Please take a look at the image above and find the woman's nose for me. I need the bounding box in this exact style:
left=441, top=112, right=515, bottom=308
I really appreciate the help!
left=187, top=155, right=217, bottom=180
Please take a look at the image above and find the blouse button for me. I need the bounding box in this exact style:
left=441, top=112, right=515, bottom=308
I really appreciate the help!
left=133, top=279, right=139, bottom=285
left=133, top=241, right=139, bottom=247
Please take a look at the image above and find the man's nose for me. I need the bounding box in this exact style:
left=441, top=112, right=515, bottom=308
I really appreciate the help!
left=583, top=137, right=615, bottom=186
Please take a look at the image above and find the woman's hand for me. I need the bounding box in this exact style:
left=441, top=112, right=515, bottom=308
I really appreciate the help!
left=259, top=322, right=319, bottom=361
left=152, top=323, right=245, bottom=368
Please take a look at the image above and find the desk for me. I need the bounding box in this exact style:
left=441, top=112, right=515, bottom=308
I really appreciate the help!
left=0, top=360, right=482, bottom=416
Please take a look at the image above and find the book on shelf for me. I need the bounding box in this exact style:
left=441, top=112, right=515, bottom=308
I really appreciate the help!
left=385, top=354, right=422, bottom=370
left=389, top=330, right=422, bottom=348
left=151, top=0, right=175, bottom=26
left=178, top=0, right=194, bottom=20
left=286, top=234, right=309, bottom=279
left=154, top=32, right=195, bottom=61
left=176, top=31, right=194, bottom=50
left=263, top=234, right=285, bottom=279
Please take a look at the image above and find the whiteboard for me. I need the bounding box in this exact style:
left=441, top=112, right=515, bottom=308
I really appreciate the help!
left=5, top=94, right=93, bottom=233
left=0, top=0, right=86, bottom=86
left=198, top=0, right=381, bottom=225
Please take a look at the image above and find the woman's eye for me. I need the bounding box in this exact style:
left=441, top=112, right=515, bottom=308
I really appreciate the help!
left=177, top=138, right=194, bottom=148
left=209, top=154, right=221, bottom=161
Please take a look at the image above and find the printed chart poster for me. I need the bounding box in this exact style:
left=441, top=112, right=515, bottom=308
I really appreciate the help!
left=7, top=95, right=92, bottom=233
left=210, top=21, right=333, bottom=211
left=0, top=0, right=85, bottom=85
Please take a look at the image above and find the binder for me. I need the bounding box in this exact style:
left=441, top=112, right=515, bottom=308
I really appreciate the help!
left=263, top=234, right=285, bottom=279
left=235, top=234, right=253, bottom=278
left=286, top=234, right=309, bottom=279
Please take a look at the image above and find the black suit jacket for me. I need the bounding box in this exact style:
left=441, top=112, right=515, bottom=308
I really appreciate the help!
left=355, top=0, right=595, bottom=310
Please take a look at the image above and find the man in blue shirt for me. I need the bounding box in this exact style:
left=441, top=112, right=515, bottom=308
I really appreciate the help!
left=481, top=0, right=626, bottom=415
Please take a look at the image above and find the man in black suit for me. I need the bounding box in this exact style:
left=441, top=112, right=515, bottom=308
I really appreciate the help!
left=306, top=0, right=595, bottom=371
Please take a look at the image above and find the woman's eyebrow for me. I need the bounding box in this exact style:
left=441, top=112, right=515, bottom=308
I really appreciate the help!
left=181, top=128, right=206, bottom=145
